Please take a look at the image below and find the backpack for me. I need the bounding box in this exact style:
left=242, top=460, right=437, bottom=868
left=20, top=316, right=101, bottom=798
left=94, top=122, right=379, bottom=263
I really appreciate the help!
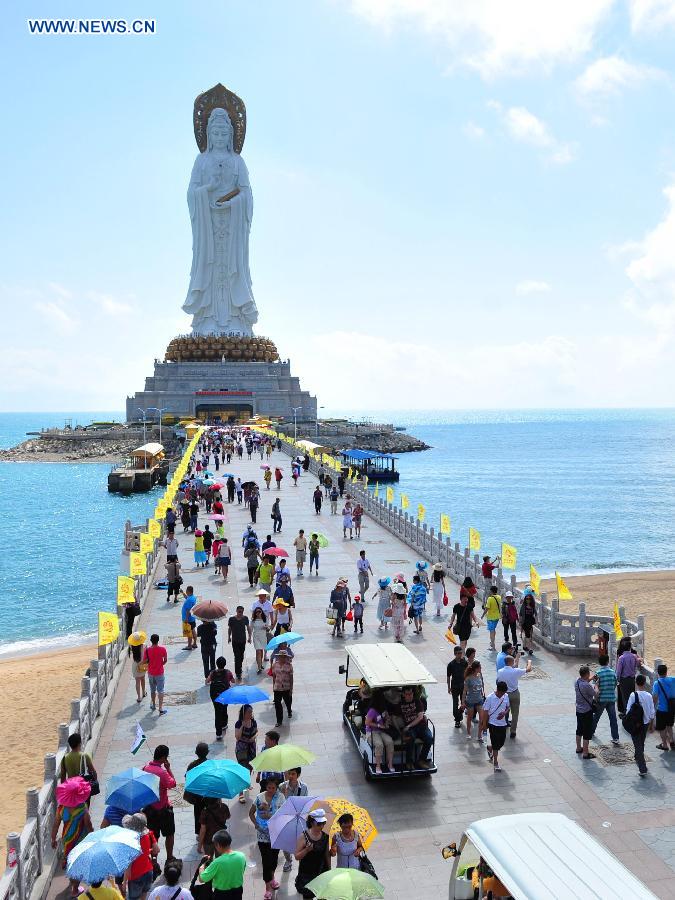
left=622, top=691, right=644, bottom=735
left=506, top=602, right=518, bottom=624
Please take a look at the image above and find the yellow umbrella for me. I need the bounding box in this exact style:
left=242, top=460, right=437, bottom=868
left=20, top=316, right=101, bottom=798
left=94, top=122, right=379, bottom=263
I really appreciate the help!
left=323, top=799, right=377, bottom=850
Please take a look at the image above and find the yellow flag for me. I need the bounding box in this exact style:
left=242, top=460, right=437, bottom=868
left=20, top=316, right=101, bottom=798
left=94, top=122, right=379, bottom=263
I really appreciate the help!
left=386, top=486, right=395, bottom=504
left=363, top=475, right=369, bottom=486
left=469, top=527, right=481, bottom=552
left=140, top=532, right=153, bottom=553
left=417, top=503, right=426, bottom=522
left=129, top=552, right=147, bottom=576
left=440, top=513, right=451, bottom=535
left=613, top=603, right=623, bottom=640
left=117, top=575, right=135, bottom=605
left=374, top=483, right=380, bottom=498
left=501, top=543, right=517, bottom=570
left=529, top=564, right=541, bottom=595
left=401, top=494, right=409, bottom=510
left=98, top=611, right=120, bottom=646
left=148, top=519, right=161, bottom=538
left=348, top=467, right=353, bottom=480
left=555, top=571, right=573, bottom=600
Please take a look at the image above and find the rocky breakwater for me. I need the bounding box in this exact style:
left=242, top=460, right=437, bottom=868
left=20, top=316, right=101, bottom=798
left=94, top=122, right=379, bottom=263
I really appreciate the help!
left=291, top=430, right=430, bottom=454
left=0, top=436, right=141, bottom=463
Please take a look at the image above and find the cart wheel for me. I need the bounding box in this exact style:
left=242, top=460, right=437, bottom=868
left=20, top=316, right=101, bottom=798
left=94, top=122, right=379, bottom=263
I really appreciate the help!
left=362, top=753, right=373, bottom=781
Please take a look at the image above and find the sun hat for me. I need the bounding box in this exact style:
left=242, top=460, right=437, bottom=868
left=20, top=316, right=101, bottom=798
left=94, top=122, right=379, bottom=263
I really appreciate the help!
left=56, top=776, right=91, bottom=808
left=128, top=630, right=147, bottom=647
left=353, top=594, right=361, bottom=602
left=391, top=583, right=406, bottom=596
left=256, top=589, right=270, bottom=597
left=340, top=576, right=349, bottom=583
left=195, top=529, right=203, bottom=536
left=505, top=591, right=514, bottom=598
left=432, top=563, right=444, bottom=572
left=273, top=599, right=290, bottom=608
left=416, top=561, right=429, bottom=570
left=311, top=807, right=328, bottom=823
left=395, top=572, right=405, bottom=582
left=378, top=577, right=391, bottom=588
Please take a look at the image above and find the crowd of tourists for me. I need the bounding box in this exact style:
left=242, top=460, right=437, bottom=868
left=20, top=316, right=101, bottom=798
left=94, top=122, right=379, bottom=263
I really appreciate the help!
left=52, top=426, right=675, bottom=900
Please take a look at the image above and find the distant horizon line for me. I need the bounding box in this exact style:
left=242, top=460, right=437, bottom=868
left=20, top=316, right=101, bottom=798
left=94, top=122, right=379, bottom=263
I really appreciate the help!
left=3, top=405, right=675, bottom=415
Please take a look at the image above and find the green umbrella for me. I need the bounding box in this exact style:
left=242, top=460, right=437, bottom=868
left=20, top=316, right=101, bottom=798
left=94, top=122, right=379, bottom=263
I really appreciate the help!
left=306, top=868, right=384, bottom=899
left=251, top=743, right=316, bottom=773
left=316, top=533, right=330, bottom=548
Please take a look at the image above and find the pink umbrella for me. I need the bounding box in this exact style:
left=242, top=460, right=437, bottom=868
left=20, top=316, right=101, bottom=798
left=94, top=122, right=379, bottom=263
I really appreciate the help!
left=57, top=777, right=91, bottom=808
left=266, top=547, right=289, bottom=558
left=192, top=599, right=229, bottom=620
left=208, top=514, right=226, bottom=521
left=260, top=464, right=270, bottom=470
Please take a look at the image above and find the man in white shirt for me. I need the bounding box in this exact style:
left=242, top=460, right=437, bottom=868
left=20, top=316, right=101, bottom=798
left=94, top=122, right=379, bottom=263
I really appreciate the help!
left=496, top=654, right=532, bottom=740
left=357, top=551, right=374, bottom=595
left=625, top=673, right=655, bottom=776
left=275, top=559, right=291, bottom=585
left=480, top=682, right=510, bottom=772
left=163, top=535, right=179, bottom=561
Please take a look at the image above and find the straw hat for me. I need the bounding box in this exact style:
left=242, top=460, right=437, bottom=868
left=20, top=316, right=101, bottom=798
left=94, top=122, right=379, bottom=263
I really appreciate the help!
left=128, top=630, right=147, bottom=647
left=256, top=589, right=270, bottom=597
left=432, top=563, right=444, bottom=572
left=391, top=583, right=406, bottom=596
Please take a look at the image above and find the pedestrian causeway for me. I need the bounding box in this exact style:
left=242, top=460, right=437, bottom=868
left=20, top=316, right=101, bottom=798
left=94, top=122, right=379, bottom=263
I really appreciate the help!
left=46, top=443, right=675, bottom=898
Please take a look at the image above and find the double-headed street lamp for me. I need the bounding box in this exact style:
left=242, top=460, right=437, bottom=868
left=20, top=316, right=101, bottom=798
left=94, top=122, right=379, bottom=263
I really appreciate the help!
left=147, top=406, right=169, bottom=445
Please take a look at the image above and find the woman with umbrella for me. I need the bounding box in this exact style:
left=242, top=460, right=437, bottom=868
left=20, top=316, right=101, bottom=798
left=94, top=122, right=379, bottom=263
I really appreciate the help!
left=51, top=777, right=93, bottom=895
left=248, top=774, right=285, bottom=900
left=235, top=704, right=259, bottom=803
left=294, top=809, right=331, bottom=898
left=122, top=813, right=158, bottom=900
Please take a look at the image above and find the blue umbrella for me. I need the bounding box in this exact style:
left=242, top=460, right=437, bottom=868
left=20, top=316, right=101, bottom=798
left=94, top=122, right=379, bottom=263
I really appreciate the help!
left=66, top=826, right=141, bottom=882
left=266, top=631, right=304, bottom=651
left=215, top=685, right=270, bottom=706
left=105, top=768, right=160, bottom=813
left=184, top=759, right=251, bottom=799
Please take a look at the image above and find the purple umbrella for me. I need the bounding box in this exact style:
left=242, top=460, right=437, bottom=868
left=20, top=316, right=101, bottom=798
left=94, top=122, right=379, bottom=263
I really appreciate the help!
left=268, top=795, right=323, bottom=853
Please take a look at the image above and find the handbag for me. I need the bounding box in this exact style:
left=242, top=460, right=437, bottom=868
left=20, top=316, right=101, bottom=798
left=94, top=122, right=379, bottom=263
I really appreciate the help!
left=442, top=591, right=449, bottom=606
left=359, top=852, right=378, bottom=879
left=79, top=755, right=100, bottom=796
left=383, top=607, right=393, bottom=617
left=137, top=660, right=149, bottom=675
left=190, top=856, right=213, bottom=900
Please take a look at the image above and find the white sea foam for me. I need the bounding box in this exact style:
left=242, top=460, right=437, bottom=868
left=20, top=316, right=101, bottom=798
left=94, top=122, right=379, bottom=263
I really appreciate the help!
left=0, top=631, right=97, bottom=660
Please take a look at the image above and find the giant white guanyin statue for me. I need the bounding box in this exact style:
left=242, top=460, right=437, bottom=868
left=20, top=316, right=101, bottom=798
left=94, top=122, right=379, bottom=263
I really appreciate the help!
left=183, top=89, right=258, bottom=336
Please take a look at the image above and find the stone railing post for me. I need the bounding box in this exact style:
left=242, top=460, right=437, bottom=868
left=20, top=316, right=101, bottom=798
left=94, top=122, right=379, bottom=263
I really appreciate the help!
left=464, top=548, right=470, bottom=577
left=539, top=592, right=548, bottom=638
left=578, top=602, right=587, bottom=649
left=550, top=598, right=559, bottom=644
left=44, top=753, right=56, bottom=782
left=70, top=698, right=81, bottom=732
left=446, top=538, right=453, bottom=569
left=7, top=832, right=23, bottom=900
left=422, top=523, right=428, bottom=553
left=510, top=574, right=517, bottom=595
left=26, top=789, right=41, bottom=872
left=429, top=526, right=435, bottom=559
left=58, top=723, right=69, bottom=749
left=637, top=615, right=645, bottom=657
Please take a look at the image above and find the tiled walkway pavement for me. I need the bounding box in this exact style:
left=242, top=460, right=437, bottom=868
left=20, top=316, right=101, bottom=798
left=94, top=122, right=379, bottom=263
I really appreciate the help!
left=49, top=447, right=675, bottom=899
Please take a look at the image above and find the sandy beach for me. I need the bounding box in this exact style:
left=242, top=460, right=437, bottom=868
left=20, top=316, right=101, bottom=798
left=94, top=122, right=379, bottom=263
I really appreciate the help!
left=539, top=570, right=675, bottom=665
left=0, top=643, right=96, bottom=839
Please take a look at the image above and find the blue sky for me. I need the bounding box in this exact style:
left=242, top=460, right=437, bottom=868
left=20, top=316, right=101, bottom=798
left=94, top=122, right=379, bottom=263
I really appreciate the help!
left=3, top=0, right=675, bottom=411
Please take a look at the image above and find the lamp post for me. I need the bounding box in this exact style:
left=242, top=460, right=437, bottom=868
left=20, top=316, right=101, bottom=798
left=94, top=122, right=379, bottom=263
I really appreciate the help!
left=136, top=409, right=149, bottom=469
left=315, top=406, right=325, bottom=439
left=147, top=406, right=169, bottom=446
left=291, top=406, right=302, bottom=443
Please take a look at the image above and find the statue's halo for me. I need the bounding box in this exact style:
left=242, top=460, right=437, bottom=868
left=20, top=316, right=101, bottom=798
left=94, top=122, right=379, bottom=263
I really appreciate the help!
left=193, top=83, right=246, bottom=154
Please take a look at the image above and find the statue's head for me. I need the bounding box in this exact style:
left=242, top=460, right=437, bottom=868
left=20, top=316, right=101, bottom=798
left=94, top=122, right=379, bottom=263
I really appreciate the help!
left=207, top=108, right=234, bottom=152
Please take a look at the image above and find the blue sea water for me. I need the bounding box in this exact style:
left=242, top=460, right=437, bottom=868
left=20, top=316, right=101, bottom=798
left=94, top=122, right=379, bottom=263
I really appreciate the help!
left=2, top=408, right=675, bottom=652
left=0, top=412, right=159, bottom=654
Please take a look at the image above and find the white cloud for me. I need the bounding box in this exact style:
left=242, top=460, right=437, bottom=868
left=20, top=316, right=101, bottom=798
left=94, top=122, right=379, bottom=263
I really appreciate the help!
left=47, top=282, right=73, bottom=301
left=629, top=0, right=675, bottom=31
left=87, top=291, right=133, bottom=316
left=575, top=55, right=665, bottom=98
left=516, top=280, right=552, bottom=295
left=462, top=121, right=486, bottom=140
left=490, top=102, right=576, bottom=163
left=349, top=0, right=615, bottom=77
left=34, top=300, right=78, bottom=334
left=625, top=182, right=675, bottom=304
